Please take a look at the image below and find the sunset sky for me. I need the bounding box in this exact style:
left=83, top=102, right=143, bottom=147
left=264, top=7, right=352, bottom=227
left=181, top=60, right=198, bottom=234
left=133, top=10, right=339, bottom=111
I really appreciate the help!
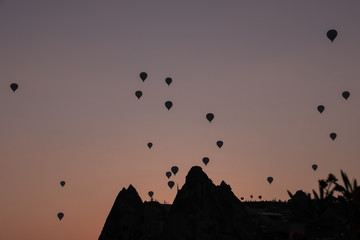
left=1, top=1, right=360, bottom=239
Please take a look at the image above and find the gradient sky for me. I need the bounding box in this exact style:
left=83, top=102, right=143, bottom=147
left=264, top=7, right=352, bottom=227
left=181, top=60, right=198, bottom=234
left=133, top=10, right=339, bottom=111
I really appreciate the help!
left=1, top=1, right=360, bottom=239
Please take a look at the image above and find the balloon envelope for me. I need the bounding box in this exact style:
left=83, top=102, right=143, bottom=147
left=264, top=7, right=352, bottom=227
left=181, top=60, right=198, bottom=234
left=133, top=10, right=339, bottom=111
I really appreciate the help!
left=148, top=191, right=154, bottom=198
left=165, top=77, right=172, bottom=86
left=60, top=181, right=65, bottom=187
left=206, top=113, right=214, bottom=123
left=147, top=142, right=153, bottom=149
left=168, top=181, right=175, bottom=189
left=240, top=197, right=244, bottom=200
left=327, top=29, right=337, bottom=42
left=135, top=90, right=142, bottom=99
left=312, top=164, right=318, bottom=171
left=165, top=101, right=173, bottom=110
left=216, top=141, right=223, bottom=148
left=10, top=83, right=18, bottom=92
left=330, top=133, right=337, bottom=141
left=202, top=157, right=209, bottom=166
left=258, top=195, right=262, bottom=200
left=171, top=166, right=178, bottom=175
left=165, top=171, right=172, bottom=179
left=250, top=195, right=253, bottom=199
left=57, top=212, right=64, bottom=221
left=140, top=72, right=147, bottom=81
left=267, top=177, right=273, bottom=184
left=342, top=91, right=350, bottom=100
left=317, top=105, right=325, bottom=114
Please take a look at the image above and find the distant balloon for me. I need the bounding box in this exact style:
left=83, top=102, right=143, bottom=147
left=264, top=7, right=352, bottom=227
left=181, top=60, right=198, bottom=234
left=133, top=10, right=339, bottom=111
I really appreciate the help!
left=330, top=133, right=337, bottom=141
left=327, top=29, right=337, bottom=42
left=312, top=164, right=318, bottom=171
left=206, top=113, right=214, bottom=123
left=171, top=166, right=179, bottom=175
left=165, top=77, right=172, bottom=86
left=165, top=171, right=172, bottom=179
left=342, top=91, right=350, bottom=100
left=10, top=83, right=18, bottom=92
left=267, top=177, right=273, bottom=184
left=165, top=101, right=173, bottom=110
left=148, top=191, right=154, bottom=198
left=168, top=181, right=175, bottom=189
left=147, top=142, right=153, bottom=149
left=135, top=90, right=143, bottom=99
left=202, top=157, right=209, bottom=166
left=60, top=181, right=65, bottom=187
left=140, top=72, right=147, bottom=81
left=240, top=197, right=244, bottom=201
left=258, top=195, right=262, bottom=200
left=317, top=105, right=325, bottom=114
left=57, top=212, right=64, bottom=221
left=250, top=195, right=253, bottom=199
left=216, top=141, right=223, bottom=149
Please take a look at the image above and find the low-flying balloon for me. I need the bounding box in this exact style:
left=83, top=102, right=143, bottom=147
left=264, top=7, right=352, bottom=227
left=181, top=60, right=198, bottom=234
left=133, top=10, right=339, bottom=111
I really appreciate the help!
left=267, top=177, right=273, bottom=184
left=135, top=90, right=143, bottom=99
left=57, top=212, right=64, bottom=221
left=317, top=105, right=325, bottom=114
left=330, top=133, right=337, bottom=141
left=165, top=101, right=173, bottom=110
left=206, top=113, right=214, bottom=123
left=60, top=181, right=65, bottom=187
left=140, top=72, right=147, bottom=81
left=166, top=171, right=172, bottom=179
left=10, top=83, right=18, bottom=92
left=147, top=142, right=153, bottom=149
left=148, top=191, right=154, bottom=198
left=216, top=141, right=223, bottom=149
left=327, top=29, right=337, bottom=42
left=342, top=91, right=350, bottom=100
left=165, top=77, right=172, bottom=86
left=258, top=195, right=262, bottom=200
left=312, top=164, right=318, bottom=171
left=168, top=181, right=174, bottom=189
left=171, top=166, right=178, bottom=175
left=202, top=157, right=209, bottom=166
left=250, top=195, right=253, bottom=199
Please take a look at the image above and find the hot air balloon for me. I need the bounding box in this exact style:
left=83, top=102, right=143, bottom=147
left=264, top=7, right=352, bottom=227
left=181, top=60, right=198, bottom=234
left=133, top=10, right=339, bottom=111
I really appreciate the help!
left=267, top=177, right=273, bottom=184
left=342, top=91, right=350, bottom=100
left=60, top=181, right=65, bottom=187
left=148, top=191, right=154, bottom=198
left=258, top=195, right=262, bottom=200
left=171, top=166, right=178, bottom=175
left=312, top=164, right=318, bottom=171
left=202, top=157, right=209, bottom=166
left=165, top=77, right=172, bottom=86
left=206, top=113, right=214, bottom=123
left=165, top=101, right=173, bottom=110
left=330, top=133, right=337, bottom=141
left=57, top=212, right=64, bottom=221
left=216, top=141, right=223, bottom=149
left=317, top=105, right=325, bottom=114
left=135, top=90, right=142, bottom=99
left=327, top=29, right=337, bottom=42
left=147, top=142, right=153, bottom=149
left=240, top=197, right=244, bottom=201
left=166, top=171, right=172, bottom=179
left=140, top=72, right=147, bottom=81
left=10, top=83, right=18, bottom=92
left=250, top=195, right=253, bottom=199
left=168, top=181, right=175, bottom=189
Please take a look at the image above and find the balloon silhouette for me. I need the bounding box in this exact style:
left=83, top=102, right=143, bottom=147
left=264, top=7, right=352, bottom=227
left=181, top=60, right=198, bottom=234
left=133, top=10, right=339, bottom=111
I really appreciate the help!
left=10, top=83, right=18, bottom=92
left=135, top=90, right=142, bottom=99
left=165, top=171, right=172, bottom=179
left=165, top=77, right=172, bottom=86
left=139, top=72, right=147, bottom=81
left=250, top=195, right=253, bottom=199
left=206, top=113, right=214, bottom=123
left=267, top=177, right=273, bottom=184
left=147, top=142, right=153, bottom=149
left=168, top=181, right=174, bottom=189
left=216, top=141, right=223, bottom=149
left=312, top=164, right=318, bottom=171
left=171, top=166, right=178, bottom=175
left=330, top=133, right=337, bottom=141
left=57, top=212, right=64, bottom=221
left=327, top=29, right=337, bottom=42
left=342, top=91, right=350, bottom=100
left=202, top=157, right=209, bottom=166
left=258, top=195, right=262, bottom=200
left=60, top=181, right=65, bottom=187
left=240, top=197, right=244, bottom=201
left=165, top=101, right=173, bottom=110
left=148, top=191, right=154, bottom=198
left=317, top=105, right=325, bottom=114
